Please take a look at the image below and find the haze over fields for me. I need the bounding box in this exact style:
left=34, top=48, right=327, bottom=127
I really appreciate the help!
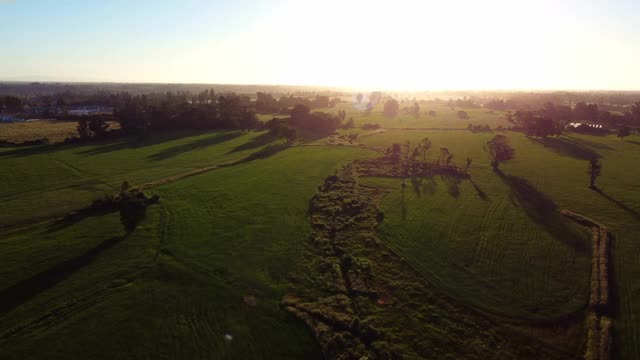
left=1, top=0, right=640, bottom=90
left=2, top=1, right=640, bottom=360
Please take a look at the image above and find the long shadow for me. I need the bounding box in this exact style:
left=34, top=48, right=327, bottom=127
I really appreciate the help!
left=77, top=131, right=206, bottom=157
left=627, top=140, right=640, bottom=146
left=593, top=188, right=640, bottom=221
left=469, top=178, right=488, bottom=201
left=401, top=187, right=407, bottom=221
left=147, top=131, right=242, bottom=161
left=227, top=131, right=278, bottom=154
left=45, top=208, right=117, bottom=233
left=0, top=143, right=73, bottom=158
left=496, top=170, right=588, bottom=252
left=441, top=175, right=461, bottom=198
left=410, top=176, right=423, bottom=198
left=237, top=142, right=291, bottom=163
left=531, top=137, right=600, bottom=160
left=569, top=137, right=615, bottom=151
left=0, top=235, right=126, bottom=315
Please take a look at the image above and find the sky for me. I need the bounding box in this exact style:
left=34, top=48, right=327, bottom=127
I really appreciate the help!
left=1, top=0, right=639, bottom=90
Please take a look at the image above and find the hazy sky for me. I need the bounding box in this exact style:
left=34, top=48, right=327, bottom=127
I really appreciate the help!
left=1, top=0, right=639, bottom=90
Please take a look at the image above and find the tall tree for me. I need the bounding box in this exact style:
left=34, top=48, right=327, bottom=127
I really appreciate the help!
left=487, top=135, right=515, bottom=170
left=588, top=156, right=602, bottom=189
left=383, top=99, right=400, bottom=117
left=417, top=137, right=432, bottom=166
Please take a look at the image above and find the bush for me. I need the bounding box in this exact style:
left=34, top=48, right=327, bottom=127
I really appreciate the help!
left=362, top=123, right=381, bottom=130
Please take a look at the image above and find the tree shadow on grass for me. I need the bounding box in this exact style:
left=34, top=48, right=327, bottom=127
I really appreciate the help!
left=236, top=142, right=291, bottom=163
left=469, top=178, right=488, bottom=201
left=226, top=131, right=278, bottom=154
left=45, top=208, right=117, bottom=234
left=531, top=137, right=600, bottom=160
left=496, top=170, right=588, bottom=253
left=147, top=131, right=242, bottom=161
left=77, top=131, right=200, bottom=156
left=0, top=235, right=126, bottom=315
left=0, top=143, right=72, bottom=158
left=626, top=140, right=640, bottom=146
left=441, top=175, right=461, bottom=198
left=401, top=187, right=407, bottom=221
left=592, top=187, right=640, bottom=221
left=569, top=137, right=615, bottom=151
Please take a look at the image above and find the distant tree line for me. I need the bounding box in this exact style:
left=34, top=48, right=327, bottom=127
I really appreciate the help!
left=255, top=92, right=340, bottom=114
left=58, top=90, right=346, bottom=144
left=0, top=96, right=23, bottom=113
left=499, top=101, right=640, bottom=130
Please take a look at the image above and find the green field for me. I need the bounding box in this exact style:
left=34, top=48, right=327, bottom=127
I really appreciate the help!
left=2, top=112, right=640, bottom=358
left=358, top=129, right=640, bottom=357
left=1, top=143, right=372, bottom=359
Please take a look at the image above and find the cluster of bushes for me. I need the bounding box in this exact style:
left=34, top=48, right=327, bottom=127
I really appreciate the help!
left=467, top=124, right=491, bottom=133
left=456, top=111, right=469, bottom=119
left=90, top=182, right=160, bottom=233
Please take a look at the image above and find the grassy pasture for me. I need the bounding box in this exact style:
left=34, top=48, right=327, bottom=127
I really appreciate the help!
left=0, top=130, right=281, bottom=226
left=1, top=115, right=640, bottom=359
left=0, top=145, right=372, bottom=359
left=329, top=102, right=511, bottom=129
left=359, top=130, right=640, bottom=357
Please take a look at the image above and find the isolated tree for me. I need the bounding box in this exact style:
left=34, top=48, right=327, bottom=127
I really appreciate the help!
left=457, top=111, right=469, bottom=119
left=356, top=93, right=363, bottom=103
left=466, top=157, right=473, bottom=170
left=428, top=110, right=436, bottom=117
left=417, top=137, right=432, bottom=166
left=487, top=135, right=515, bottom=170
left=383, top=99, right=400, bottom=118
left=617, top=126, right=631, bottom=139
left=588, top=156, right=602, bottom=189
left=390, top=143, right=402, bottom=162
left=401, top=141, right=412, bottom=177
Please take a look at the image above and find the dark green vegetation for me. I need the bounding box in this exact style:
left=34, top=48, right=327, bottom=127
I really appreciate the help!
left=2, top=97, right=640, bottom=359
left=1, top=135, right=371, bottom=359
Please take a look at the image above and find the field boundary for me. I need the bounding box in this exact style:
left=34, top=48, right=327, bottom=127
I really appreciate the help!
left=561, top=210, right=613, bottom=360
